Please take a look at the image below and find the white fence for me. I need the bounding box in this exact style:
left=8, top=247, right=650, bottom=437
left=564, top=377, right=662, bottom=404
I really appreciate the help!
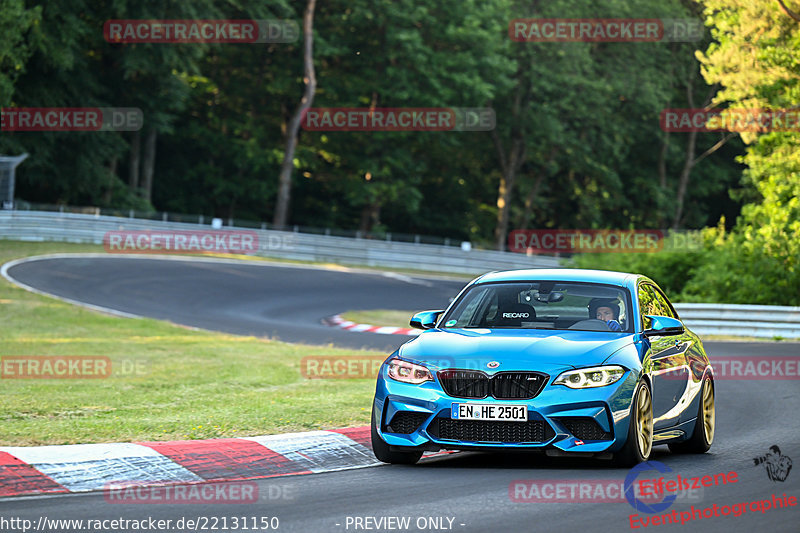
left=1, top=210, right=798, bottom=338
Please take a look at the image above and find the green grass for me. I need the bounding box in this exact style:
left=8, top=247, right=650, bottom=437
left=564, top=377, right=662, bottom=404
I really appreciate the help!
left=340, top=309, right=419, bottom=328
left=0, top=240, right=383, bottom=446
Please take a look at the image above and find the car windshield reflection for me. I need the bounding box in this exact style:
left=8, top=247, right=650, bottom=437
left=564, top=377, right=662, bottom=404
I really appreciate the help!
left=440, top=281, right=632, bottom=333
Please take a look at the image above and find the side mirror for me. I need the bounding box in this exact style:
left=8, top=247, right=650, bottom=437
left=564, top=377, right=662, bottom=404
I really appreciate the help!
left=643, top=315, right=685, bottom=337
left=410, top=310, right=444, bottom=330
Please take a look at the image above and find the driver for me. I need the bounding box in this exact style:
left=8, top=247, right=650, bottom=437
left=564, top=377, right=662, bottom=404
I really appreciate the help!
left=588, top=298, right=623, bottom=331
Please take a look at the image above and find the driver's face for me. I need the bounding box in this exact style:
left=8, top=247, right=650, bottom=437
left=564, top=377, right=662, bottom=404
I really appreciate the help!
left=596, top=306, right=615, bottom=321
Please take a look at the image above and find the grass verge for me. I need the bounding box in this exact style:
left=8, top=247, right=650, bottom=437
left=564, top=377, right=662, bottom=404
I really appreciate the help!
left=339, top=309, right=419, bottom=329
left=0, top=240, right=382, bottom=446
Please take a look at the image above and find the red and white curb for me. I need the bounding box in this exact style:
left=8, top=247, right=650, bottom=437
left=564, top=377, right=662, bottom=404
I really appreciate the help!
left=0, top=427, right=450, bottom=498
left=324, top=315, right=420, bottom=336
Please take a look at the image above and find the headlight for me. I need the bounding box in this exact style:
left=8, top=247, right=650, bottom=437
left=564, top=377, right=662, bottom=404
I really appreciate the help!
left=387, top=358, right=433, bottom=384
left=553, top=365, right=626, bottom=389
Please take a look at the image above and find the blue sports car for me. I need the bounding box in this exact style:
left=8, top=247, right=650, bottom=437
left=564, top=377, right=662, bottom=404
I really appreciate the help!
left=371, top=269, right=715, bottom=466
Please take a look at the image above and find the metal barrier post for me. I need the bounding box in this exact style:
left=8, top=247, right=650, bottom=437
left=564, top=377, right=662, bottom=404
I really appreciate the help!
left=0, top=153, right=29, bottom=209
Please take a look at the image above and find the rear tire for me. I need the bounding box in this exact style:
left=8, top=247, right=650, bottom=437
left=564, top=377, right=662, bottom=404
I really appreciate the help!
left=371, top=407, right=423, bottom=465
left=669, top=376, right=714, bottom=454
left=614, top=380, right=653, bottom=467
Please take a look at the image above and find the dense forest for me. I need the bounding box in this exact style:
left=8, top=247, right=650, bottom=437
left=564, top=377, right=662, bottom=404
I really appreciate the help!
left=1, top=0, right=798, bottom=303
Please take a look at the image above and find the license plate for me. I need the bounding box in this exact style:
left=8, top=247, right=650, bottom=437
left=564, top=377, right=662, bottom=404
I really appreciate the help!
left=451, top=403, right=527, bottom=422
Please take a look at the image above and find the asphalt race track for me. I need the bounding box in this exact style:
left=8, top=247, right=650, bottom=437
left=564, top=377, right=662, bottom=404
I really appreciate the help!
left=2, top=255, right=799, bottom=533
left=3, top=255, right=467, bottom=351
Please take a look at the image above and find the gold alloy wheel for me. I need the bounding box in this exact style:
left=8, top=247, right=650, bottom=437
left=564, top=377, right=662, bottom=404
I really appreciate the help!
left=636, top=385, right=653, bottom=459
left=703, top=380, right=715, bottom=445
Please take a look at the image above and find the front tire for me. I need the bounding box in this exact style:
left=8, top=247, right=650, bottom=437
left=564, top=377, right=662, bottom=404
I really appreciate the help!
left=614, top=380, right=653, bottom=467
left=669, top=376, right=714, bottom=454
left=371, top=407, right=423, bottom=465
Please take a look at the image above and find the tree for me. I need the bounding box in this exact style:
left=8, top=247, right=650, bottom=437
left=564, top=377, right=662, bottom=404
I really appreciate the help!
left=289, top=0, right=512, bottom=232
left=0, top=0, right=39, bottom=106
left=573, top=0, right=800, bottom=306
left=273, top=0, right=317, bottom=228
left=698, top=0, right=800, bottom=277
left=0, top=0, right=755, bottom=253
left=0, top=0, right=135, bottom=207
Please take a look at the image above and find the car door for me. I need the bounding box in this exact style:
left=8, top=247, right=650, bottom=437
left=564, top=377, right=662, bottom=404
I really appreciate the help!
left=651, top=286, right=702, bottom=425
left=638, top=283, right=688, bottom=430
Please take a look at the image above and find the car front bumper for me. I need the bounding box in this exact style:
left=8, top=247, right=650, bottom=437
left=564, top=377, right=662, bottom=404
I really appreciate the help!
left=373, top=365, right=640, bottom=454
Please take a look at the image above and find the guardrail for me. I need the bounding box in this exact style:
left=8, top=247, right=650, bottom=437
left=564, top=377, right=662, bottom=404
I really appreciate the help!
left=0, top=210, right=559, bottom=274
left=673, top=303, right=800, bottom=339
left=1, top=210, right=798, bottom=338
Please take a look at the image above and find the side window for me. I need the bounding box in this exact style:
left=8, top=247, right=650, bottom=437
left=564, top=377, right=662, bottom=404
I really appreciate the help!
left=637, top=284, right=658, bottom=330
left=450, top=287, right=488, bottom=327
left=483, top=292, right=499, bottom=324
left=650, top=286, right=678, bottom=319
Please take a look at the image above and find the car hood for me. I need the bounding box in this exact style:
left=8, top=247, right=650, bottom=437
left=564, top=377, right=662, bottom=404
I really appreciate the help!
left=397, top=328, right=634, bottom=375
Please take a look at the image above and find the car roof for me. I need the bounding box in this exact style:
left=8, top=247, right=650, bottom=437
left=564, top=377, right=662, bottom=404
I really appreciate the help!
left=474, top=268, right=640, bottom=289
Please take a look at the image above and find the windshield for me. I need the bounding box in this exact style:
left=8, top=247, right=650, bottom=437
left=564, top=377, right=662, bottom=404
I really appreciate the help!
left=440, top=281, right=632, bottom=333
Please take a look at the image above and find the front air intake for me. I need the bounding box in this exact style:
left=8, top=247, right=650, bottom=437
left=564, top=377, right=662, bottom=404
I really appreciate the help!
left=437, top=370, right=548, bottom=400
